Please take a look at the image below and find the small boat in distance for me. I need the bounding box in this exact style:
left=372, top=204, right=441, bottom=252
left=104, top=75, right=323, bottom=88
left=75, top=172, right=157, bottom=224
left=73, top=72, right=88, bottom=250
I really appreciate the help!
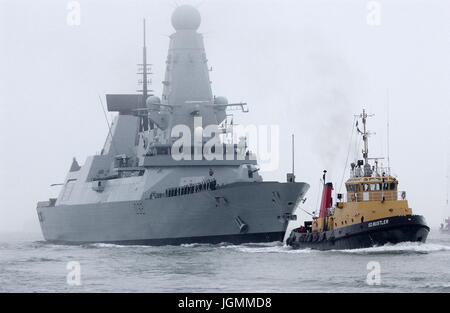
left=440, top=173, right=450, bottom=234
left=286, top=109, right=430, bottom=250
left=440, top=218, right=450, bottom=234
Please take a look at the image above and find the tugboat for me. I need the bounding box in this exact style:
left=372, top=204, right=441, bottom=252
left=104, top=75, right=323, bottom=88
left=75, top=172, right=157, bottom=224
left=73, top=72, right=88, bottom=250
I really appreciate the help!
left=287, top=110, right=429, bottom=250
left=440, top=176, right=450, bottom=234
left=440, top=218, right=450, bottom=234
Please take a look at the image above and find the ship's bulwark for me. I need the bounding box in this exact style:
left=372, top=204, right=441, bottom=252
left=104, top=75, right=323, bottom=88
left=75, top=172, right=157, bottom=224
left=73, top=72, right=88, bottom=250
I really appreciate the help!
left=38, top=182, right=308, bottom=245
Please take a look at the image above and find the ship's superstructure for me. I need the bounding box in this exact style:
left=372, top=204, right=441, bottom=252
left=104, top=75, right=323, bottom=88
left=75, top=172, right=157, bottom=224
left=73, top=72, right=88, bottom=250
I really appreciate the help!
left=287, top=110, right=429, bottom=250
left=36, top=5, right=309, bottom=245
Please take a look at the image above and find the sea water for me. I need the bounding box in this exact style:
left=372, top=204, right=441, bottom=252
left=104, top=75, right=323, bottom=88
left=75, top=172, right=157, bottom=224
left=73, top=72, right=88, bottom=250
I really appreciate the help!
left=1, top=230, right=449, bottom=292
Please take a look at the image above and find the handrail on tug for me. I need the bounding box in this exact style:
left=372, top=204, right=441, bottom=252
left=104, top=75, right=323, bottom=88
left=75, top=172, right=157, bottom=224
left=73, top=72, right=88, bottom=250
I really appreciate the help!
left=348, top=190, right=407, bottom=202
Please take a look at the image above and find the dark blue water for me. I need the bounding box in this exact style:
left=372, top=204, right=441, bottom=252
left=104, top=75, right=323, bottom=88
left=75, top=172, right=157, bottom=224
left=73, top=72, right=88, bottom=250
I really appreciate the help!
left=1, top=231, right=449, bottom=292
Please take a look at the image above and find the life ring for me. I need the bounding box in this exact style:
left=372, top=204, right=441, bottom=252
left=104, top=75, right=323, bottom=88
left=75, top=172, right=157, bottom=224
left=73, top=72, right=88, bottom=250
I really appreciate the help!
left=401, top=191, right=406, bottom=200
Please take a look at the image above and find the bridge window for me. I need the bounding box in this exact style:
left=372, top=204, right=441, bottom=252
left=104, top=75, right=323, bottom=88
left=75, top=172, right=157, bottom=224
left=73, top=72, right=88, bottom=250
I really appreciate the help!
left=156, top=147, right=169, bottom=155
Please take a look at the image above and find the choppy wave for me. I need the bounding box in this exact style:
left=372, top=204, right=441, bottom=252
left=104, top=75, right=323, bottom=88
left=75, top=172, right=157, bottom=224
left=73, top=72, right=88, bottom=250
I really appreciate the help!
left=180, top=243, right=216, bottom=248
left=172, top=242, right=450, bottom=254
left=336, top=242, right=450, bottom=255
left=83, top=243, right=129, bottom=249
left=233, top=246, right=314, bottom=254
left=210, top=241, right=450, bottom=255
left=219, top=242, right=313, bottom=254
left=32, top=239, right=450, bottom=257
left=21, top=257, right=58, bottom=263
left=418, top=282, right=450, bottom=292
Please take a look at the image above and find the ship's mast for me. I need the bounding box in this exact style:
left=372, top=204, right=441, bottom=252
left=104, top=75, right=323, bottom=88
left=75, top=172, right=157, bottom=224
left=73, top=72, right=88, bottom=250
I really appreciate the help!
left=138, top=19, right=153, bottom=131
left=362, top=109, right=369, bottom=165
left=142, top=19, right=148, bottom=100
left=356, top=109, right=374, bottom=176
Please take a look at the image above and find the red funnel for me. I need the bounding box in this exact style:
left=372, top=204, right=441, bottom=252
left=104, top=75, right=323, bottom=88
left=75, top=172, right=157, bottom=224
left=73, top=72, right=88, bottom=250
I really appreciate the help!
left=319, top=183, right=333, bottom=218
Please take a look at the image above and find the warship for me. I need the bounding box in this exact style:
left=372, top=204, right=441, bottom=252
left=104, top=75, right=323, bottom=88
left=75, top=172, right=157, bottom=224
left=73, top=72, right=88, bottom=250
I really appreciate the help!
left=286, top=110, right=429, bottom=250
left=36, top=5, right=309, bottom=245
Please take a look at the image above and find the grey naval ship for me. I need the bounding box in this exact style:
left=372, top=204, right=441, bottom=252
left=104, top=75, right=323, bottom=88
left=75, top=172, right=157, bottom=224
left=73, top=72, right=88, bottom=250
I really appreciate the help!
left=36, top=5, right=309, bottom=245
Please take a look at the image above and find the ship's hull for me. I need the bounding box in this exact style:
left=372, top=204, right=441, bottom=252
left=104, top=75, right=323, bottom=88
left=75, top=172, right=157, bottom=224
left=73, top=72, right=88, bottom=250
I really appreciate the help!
left=37, top=182, right=308, bottom=245
left=286, top=215, right=429, bottom=250
left=45, top=231, right=286, bottom=246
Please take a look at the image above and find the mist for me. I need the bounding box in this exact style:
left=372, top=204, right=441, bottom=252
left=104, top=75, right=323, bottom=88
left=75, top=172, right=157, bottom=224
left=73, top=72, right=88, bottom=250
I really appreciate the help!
left=1, top=0, right=449, bottom=235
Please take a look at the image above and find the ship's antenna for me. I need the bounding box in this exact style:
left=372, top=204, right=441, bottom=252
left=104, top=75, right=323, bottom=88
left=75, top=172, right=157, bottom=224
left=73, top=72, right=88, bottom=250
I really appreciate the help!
left=286, top=134, right=296, bottom=183
left=387, top=89, right=391, bottom=173
left=338, top=115, right=356, bottom=194
left=292, top=134, right=295, bottom=175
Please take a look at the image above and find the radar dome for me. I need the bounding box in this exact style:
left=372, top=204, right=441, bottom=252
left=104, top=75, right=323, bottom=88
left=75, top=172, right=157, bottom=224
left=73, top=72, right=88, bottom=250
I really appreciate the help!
left=171, top=5, right=201, bottom=31
left=146, top=96, right=161, bottom=108
left=214, top=96, right=228, bottom=105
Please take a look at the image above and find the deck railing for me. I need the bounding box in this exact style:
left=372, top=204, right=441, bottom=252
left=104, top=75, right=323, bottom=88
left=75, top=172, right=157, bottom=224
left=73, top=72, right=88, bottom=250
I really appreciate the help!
left=347, top=191, right=407, bottom=202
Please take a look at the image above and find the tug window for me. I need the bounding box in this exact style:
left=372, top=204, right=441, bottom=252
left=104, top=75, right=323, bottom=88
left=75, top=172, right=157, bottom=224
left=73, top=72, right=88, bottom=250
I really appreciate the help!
left=389, top=183, right=396, bottom=190
left=156, top=147, right=169, bottom=155
left=363, top=184, right=370, bottom=191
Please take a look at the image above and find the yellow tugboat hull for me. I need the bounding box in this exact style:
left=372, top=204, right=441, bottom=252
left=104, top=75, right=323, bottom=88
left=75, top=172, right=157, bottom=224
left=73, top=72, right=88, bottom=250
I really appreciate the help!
left=314, top=200, right=412, bottom=232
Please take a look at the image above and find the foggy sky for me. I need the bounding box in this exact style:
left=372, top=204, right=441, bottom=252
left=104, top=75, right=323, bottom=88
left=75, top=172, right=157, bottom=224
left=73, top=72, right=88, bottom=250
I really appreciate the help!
left=1, top=0, right=450, bottom=235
